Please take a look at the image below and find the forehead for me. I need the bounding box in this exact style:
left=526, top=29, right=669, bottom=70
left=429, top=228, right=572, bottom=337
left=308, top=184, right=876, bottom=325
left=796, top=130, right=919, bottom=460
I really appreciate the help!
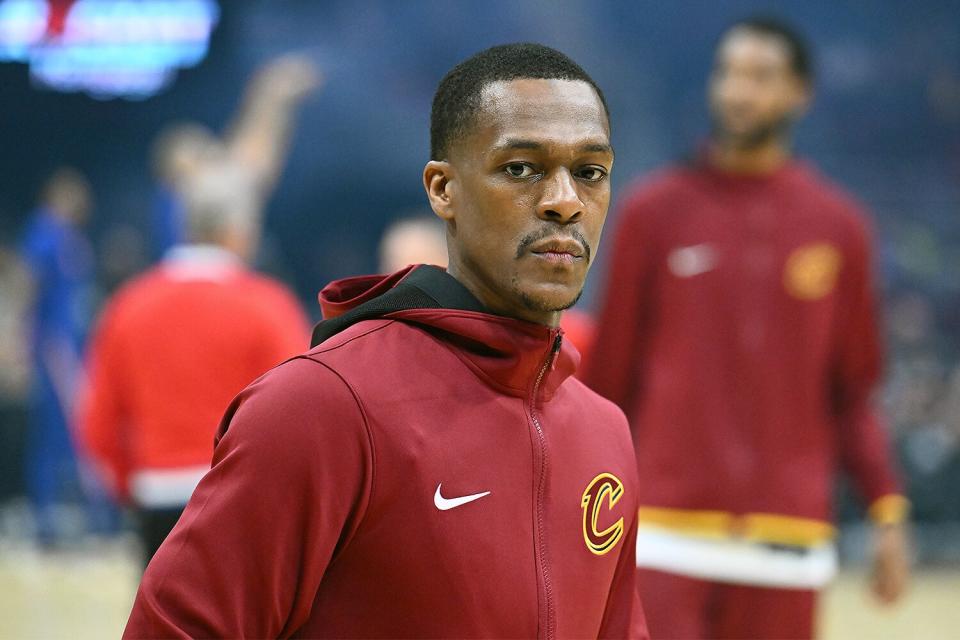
left=467, top=78, right=610, bottom=151
left=716, top=28, right=792, bottom=71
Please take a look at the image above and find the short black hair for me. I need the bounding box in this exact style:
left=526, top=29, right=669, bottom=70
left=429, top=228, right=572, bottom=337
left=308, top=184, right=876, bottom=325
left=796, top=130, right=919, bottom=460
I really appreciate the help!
left=722, top=16, right=813, bottom=83
left=430, top=42, right=609, bottom=161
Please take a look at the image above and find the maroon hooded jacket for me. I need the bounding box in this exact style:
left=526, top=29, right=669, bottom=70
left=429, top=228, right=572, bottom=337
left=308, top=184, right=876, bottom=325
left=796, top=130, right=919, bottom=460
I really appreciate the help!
left=124, top=265, right=646, bottom=639
left=585, top=160, right=902, bottom=545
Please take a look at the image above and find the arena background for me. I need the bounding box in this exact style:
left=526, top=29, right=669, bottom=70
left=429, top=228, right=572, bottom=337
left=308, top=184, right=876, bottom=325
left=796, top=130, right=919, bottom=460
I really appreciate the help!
left=1, top=0, right=958, bottom=637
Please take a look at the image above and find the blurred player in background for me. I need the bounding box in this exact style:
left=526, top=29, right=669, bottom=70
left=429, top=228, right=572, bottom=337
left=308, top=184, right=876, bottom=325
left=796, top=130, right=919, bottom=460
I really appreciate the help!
left=150, top=54, right=321, bottom=259
left=18, top=167, right=96, bottom=547
left=78, top=161, right=309, bottom=565
left=586, top=17, right=910, bottom=639
left=378, top=213, right=448, bottom=273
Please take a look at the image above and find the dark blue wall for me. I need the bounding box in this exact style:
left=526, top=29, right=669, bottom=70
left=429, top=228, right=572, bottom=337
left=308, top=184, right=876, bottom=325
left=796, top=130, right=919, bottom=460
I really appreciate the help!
left=1, top=0, right=958, bottom=307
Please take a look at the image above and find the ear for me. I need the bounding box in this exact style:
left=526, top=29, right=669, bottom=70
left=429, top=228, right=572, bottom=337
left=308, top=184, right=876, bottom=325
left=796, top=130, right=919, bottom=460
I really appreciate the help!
left=423, top=160, right=456, bottom=222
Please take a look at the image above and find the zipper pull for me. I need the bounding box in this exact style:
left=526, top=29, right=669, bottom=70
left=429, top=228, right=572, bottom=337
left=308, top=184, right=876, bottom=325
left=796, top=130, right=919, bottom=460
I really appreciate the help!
left=549, top=333, right=562, bottom=371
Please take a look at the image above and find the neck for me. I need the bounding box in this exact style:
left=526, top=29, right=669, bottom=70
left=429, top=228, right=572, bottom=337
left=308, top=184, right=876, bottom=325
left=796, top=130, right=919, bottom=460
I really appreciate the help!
left=215, top=231, right=252, bottom=263
left=446, top=261, right=561, bottom=328
left=708, top=136, right=791, bottom=176
left=46, top=205, right=76, bottom=225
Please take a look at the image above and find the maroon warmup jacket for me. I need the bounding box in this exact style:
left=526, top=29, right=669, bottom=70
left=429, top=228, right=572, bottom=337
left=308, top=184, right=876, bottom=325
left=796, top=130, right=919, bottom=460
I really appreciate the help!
left=124, top=265, right=647, bottom=639
left=585, top=159, right=904, bottom=546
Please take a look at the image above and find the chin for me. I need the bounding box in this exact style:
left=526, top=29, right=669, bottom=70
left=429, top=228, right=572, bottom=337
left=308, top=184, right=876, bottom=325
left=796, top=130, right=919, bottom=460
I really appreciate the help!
left=518, top=283, right=583, bottom=313
left=718, top=124, right=755, bottom=140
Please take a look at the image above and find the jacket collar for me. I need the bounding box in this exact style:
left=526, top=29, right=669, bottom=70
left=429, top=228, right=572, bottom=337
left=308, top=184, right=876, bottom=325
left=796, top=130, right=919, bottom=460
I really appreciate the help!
left=161, top=244, right=242, bottom=281
left=314, top=265, right=578, bottom=401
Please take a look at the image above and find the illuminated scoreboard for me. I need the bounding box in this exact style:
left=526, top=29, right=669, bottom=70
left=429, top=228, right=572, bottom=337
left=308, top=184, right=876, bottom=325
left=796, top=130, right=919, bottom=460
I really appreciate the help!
left=0, top=0, right=219, bottom=99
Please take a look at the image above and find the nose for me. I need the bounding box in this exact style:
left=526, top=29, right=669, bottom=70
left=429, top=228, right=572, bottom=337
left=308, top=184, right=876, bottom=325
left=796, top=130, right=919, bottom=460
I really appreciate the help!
left=715, top=71, right=757, bottom=108
left=537, top=168, right=583, bottom=223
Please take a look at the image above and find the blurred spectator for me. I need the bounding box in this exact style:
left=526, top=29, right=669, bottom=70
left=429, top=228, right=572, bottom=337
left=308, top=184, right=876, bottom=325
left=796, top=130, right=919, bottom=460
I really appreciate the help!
left=78, top=161, right=310, bottom=566
left=0, top=249, right=31, bottom=503
left=378, top=213, right=448, bottom=273
left=17, top=167, right=96, bottom=546
left=884, top=293, right=948, bottom=434
left=586, top=17, right=909, bottom=639
left=150, top=54, right=322, bottom=259
left=884, top=291, right=960, bottom=524
left=0, top=248, right=31, bottom=407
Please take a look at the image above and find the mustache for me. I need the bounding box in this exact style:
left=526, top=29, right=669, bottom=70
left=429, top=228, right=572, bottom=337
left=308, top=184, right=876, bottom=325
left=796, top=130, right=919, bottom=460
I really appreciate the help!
left=515, top=226, right=592, bottom=262
left=710, top=112, right=796, bottom=149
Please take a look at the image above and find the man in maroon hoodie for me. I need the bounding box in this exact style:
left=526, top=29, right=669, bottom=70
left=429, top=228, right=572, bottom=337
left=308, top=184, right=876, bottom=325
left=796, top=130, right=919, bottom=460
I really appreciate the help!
left=124, top=43, right=646, bottom=639
left=585, top=17, right=909, bottom=639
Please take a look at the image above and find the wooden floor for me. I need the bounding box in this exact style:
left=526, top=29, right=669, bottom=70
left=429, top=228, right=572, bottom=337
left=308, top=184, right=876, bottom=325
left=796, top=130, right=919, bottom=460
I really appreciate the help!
left=1, top=538, right=957, bottom=639
left=819, top=570, right=959, bottom=640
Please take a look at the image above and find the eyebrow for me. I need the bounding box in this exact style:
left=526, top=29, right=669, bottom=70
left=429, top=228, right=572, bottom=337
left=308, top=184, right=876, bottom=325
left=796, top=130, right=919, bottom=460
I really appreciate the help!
left=497, top=139, right=543, bottom=151
left=494, top=138, right=614, bottom=155
left=580, top=142, right=614, bottom=154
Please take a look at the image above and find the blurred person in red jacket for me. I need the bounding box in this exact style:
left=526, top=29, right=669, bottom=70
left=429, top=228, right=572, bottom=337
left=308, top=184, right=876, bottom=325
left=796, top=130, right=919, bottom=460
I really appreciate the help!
left=78, top=160, right=309, bottom=565
left=123, top=43, right=646, bottom=639
left=585, top=17, right=909, bottom=639
left=380, top=212, right=597, bottom=368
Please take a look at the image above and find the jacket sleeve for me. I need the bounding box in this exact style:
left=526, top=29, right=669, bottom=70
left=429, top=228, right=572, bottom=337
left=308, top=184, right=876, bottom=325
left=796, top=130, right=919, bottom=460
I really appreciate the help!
left=584, top=187, right=659, bottom=416
left=831, top=211, right=904, bottom=517
left=597, top=472, right=649, bottom=640
left=76, top=302, right=131, bottom=501
left=123, top=356, right=374, bottom=639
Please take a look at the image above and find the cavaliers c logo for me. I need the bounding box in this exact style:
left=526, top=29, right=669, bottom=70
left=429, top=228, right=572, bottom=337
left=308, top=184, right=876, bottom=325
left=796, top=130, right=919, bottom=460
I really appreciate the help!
left=581, top=473, right=625, bottom=556
left=784, top=243, right=842, bottom=301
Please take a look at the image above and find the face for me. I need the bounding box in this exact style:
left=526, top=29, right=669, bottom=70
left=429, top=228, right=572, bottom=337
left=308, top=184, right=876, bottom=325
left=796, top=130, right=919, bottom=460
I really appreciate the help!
left=67, top=182, right=93, bottom=225
left=709, top=28, right=810, bottom=148
left=424, top=78, right=613, bottom=327
left=47, top=175, right=93, bottom=225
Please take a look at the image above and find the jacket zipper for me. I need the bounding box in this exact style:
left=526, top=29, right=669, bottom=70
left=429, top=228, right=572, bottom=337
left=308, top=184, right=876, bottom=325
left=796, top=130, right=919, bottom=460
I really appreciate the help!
left=530, top=332, right=562, bottom=640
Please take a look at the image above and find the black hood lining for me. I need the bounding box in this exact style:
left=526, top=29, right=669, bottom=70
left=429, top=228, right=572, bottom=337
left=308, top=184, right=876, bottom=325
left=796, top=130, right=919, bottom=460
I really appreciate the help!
left=310, top=266, right=487, bottom=347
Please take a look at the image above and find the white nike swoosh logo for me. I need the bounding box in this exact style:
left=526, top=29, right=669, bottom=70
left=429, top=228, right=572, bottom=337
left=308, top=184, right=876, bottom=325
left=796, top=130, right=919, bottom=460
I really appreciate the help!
left=434, top=483, right=491, bottom=511
left=668, top=243, right=718, bottom=278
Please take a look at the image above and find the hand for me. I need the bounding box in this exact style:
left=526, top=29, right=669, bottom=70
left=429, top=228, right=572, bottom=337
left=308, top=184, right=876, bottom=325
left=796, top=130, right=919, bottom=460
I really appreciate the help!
left=869, top=522, right=910, bottom=606
left=252, top=54, right=323, bottom=104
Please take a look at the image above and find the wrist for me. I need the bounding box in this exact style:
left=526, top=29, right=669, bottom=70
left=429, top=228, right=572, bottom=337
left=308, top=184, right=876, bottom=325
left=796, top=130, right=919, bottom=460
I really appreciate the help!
left=869, top=494, right=911, bottom=527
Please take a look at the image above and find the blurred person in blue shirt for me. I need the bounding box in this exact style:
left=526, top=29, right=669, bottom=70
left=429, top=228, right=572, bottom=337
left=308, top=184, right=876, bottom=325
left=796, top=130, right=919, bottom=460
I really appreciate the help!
left=18, top=167, right=96, bottom=546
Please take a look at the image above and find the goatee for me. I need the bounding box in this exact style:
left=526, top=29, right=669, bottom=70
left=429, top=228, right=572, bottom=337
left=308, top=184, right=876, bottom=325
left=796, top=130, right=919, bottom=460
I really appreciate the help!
left=712, top=113, right=795, bottom=150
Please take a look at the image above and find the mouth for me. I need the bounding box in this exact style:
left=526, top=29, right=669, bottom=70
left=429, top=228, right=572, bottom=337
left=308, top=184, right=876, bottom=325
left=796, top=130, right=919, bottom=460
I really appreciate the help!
left=528, top=237, right=586, bottom=265
left=719, top=111, right=756, bottom=129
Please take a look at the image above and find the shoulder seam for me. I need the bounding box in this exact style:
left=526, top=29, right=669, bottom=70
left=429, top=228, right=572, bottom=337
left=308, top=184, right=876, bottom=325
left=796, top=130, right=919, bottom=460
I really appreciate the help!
left=289, top=356, right=377, bottom=555
left=308, top=319, right=397, bottom=355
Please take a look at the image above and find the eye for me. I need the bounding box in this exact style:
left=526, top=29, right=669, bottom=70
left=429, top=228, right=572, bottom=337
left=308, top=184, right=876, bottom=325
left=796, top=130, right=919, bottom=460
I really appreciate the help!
left=576, top=166, right=607, bottom=182
left=504, top=163, right=538, bottom=179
